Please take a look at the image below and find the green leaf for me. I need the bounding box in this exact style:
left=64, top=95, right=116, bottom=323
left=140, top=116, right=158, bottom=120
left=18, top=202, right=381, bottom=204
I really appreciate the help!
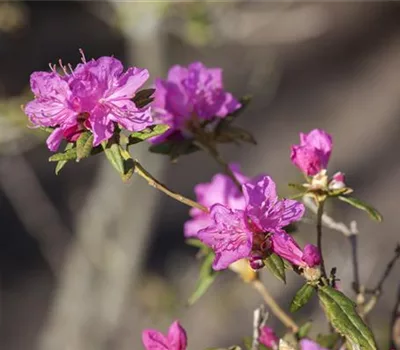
left=297, top=321, right=312, bottom=339
left=290, top=284, right=315, bottom=312
left=49, top=148, right=77, bottom=162
left=188, top=251, right=219, bottom=305
left=128, top=124, right=170, bottom=145
left=264, top=253, right=286, bottom=283
left=102, top=141, right=124, bottom=175
left=215, top=125, right=257, bottom=145
left=317, top=285, right=377, bottom=349
left=119, top=148, right=135, bottom=183
left=316, top=333, right=341, bottom=349
left=76, top=132, right=94, bottom=161
left=338, top=196, right=382, bottom=222
left=54, top=143, right=74, bottom=175
left=149, top=139, right=200, bottom=161
left=243, top=337, right=269, bottom=350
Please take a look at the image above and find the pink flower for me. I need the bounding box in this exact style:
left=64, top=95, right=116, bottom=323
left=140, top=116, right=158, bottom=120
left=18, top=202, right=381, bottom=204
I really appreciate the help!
left=142, top=320, right=187, bottom=350
left=151, top=62, right=241, bottom=143
left=259, top=326, right=278, bottom=348
left=291, top=129, right=333, bottom=176
left=198, top=175, right=312, bottom=270
left=300, top=339, right=328, bottom=350
left=25, top=52, right=153, bottom=151
left=184, top=163, right=249, bottom=238
left=197, top=204, right=253, bottom=270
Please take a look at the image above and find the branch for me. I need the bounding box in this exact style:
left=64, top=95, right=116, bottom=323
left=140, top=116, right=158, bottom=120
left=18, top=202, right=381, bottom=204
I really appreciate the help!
left=252, top=305, right=268, bottom=350
left=133, top=160, right=208, bottom=213
left=316, top=200, right=327, bottom=278
left=251, top=279, right=298, bottom=333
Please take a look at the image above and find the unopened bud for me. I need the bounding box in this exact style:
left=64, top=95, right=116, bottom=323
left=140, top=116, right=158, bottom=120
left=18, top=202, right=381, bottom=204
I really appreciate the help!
left=329, top=171, right=346, bottom=190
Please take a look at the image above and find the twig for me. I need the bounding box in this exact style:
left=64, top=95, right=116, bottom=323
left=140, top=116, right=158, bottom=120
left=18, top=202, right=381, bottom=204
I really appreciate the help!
left=133, top=160, right=208, bottom=213
left=316, top=200, right=327, bottom=278
left=390, top=283, right=400, bottom=349
left=374, top=244, right=400, bottom=293
left=252, top=305, right=268, bottom=350
left=251, top=279, right=298, bottom=333
left=350, top=234, right=361, bottom=294
left=302, top=196, right=358, bottom=237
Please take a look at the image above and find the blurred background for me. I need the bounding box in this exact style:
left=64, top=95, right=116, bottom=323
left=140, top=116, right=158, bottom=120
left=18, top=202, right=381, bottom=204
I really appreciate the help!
left=1, top=2, right=400, bottom=349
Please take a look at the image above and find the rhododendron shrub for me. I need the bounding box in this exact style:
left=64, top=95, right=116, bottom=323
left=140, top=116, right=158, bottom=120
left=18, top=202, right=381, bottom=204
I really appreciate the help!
left=23, top=52, right=399, bottom=350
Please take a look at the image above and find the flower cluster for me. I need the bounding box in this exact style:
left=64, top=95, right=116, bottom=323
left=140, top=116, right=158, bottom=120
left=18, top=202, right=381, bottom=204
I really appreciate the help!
left=25, top=54, right=384, bottom=350
left=290, top=129, right=348, bottom=192
left=190, top=172, right=320, bottom=271
left=25, top=52, right=153, bottom=151
left=151, top=61, right=241, bottom=143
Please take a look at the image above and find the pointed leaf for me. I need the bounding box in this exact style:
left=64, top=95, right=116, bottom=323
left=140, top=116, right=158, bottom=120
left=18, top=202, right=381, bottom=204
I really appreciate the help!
left=215, top=125, right=257, bottom=145
left=188, top=251, right=219, bottom=305
left=264, top=253, right=286, bottom=284
left=76, top=132, right=94, bottom=161
left=128, top=124, right=170, bottom=145
left=318, top=285, right=377, bottom=350
left=54, top=143, right=74, bottom=175
left=49, top=148, right=77, bottom=162
left=290, top=284, right=315, bottom=312
left=119, top=148, right=135, bottom=183
left=149, top=139, right=200, bottom=161
left=243, top=337, right=269, bottom=350
left=297, top=321, right=312, bottom=339
left=338, top=196, right=382, bottom=222
left=102, top=141, right=124, bottom=175
left=316, top=333, right=341, bottom=349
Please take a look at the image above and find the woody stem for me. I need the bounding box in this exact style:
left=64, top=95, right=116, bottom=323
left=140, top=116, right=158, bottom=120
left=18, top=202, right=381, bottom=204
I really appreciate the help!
left=134, top=160, right=208, bottom=213
left=252, top=279, right=299, bottom=333
left=316, top=199, right=327, bottom=278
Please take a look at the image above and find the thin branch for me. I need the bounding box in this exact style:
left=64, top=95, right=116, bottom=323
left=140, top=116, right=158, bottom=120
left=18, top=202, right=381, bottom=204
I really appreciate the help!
left=316, top=200, right=327, bottom=278
left=251, top=279, right=298, bottom=333
left=390, top=282, right=400, bottom=350
left=350, top=234, right=361, bottom=294
left=133, top=160, right=208, bottom=213
left=252, top=305, right=268, bottom=350
left=302, top=196, right=358, bottom=237
left=374, top=244, right=400, bottom=293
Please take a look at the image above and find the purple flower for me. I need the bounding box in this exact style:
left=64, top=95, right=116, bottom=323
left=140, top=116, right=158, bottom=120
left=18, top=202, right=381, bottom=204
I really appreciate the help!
left=142, top=320, right=187, bottom=350
left=25, top=52, right=153, bottom=151
left=243, top=175, right=305, bottom=234
left=197, top=204, right=253, bottom=270
left=184, top=163, right=249, bottom=238
left=197, top=175, right=313, bottom=270
left=259, top=326, right=278, bottom=348
left=151, top=62, right=241, bottom=143
left=291, top=129, right=333, bottom=176
left=300, top=339, right=328, bottom=350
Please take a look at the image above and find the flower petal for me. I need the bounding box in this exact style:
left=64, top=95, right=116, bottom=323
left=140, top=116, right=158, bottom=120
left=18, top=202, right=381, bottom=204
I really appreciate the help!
left=142, top=329, right=169, bottom=350
left=167, top=321, right=187, bottom=350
